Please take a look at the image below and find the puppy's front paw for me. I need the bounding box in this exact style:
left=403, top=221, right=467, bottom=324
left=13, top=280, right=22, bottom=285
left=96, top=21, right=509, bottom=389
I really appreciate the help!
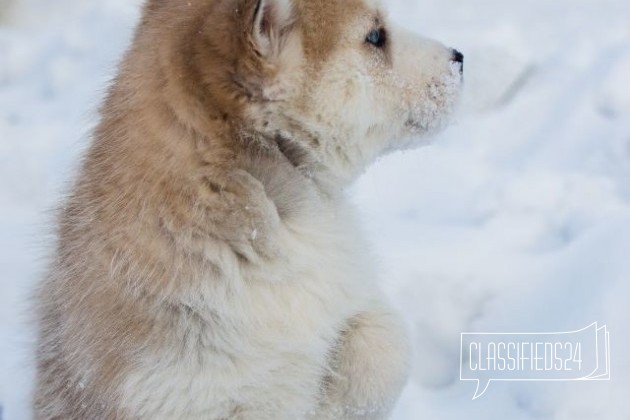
left=316, top=308, right=410, bottom=419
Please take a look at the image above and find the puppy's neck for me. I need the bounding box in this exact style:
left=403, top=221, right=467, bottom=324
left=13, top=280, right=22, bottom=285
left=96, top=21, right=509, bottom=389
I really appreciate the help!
left=235, top=127, right=343, bottom=199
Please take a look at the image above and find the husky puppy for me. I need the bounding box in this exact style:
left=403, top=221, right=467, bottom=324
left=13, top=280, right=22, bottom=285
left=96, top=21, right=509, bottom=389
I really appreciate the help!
left=34, top=0, right=463, bottom=418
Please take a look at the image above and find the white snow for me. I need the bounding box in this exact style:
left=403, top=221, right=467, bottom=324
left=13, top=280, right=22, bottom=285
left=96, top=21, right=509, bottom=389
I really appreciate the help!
left=1, top=0, right=629, bottom=419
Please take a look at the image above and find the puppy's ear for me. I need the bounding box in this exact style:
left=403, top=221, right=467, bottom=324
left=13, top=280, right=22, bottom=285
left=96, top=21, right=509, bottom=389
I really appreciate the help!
left=252, top=0, right=294, bottom=58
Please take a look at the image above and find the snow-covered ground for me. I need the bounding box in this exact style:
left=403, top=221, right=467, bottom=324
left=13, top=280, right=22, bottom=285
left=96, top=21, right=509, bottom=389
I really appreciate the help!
left=1, top=0, right=629, bottom=419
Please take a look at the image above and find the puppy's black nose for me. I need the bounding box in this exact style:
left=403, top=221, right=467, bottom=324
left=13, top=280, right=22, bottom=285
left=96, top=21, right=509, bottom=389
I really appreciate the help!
left=451, top=49, right=464, bottom=71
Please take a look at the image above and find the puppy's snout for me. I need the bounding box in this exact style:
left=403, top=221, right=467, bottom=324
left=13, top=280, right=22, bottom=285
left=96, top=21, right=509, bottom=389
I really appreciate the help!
left=450, top=49, right=464, bottom=72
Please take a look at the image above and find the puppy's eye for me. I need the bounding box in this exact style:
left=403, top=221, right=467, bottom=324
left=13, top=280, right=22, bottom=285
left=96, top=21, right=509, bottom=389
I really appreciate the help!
left=366, top=28, right=386, bottom=48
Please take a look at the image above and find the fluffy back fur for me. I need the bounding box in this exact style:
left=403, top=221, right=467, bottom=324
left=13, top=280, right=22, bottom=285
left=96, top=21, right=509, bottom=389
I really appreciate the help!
left=34, top=0, right=462, bottom=418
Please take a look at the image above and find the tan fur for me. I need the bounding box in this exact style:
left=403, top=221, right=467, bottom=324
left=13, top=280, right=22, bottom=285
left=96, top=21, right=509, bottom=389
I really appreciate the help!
left=34, top=0, right=462, bottom=418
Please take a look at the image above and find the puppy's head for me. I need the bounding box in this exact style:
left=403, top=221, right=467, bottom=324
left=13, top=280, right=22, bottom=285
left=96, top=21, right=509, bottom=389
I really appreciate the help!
left=144, top=0, right=463, bottom=184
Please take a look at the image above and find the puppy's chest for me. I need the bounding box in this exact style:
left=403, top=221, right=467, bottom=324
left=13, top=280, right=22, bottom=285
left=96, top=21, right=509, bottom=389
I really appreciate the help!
left=120, top=209, right=375, bottom=416
left=238, top=207, right=374, bottom=343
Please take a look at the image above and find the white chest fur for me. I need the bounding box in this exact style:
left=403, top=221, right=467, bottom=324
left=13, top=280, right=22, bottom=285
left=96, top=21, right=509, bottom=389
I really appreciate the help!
left=120, top=198, right=379, bottom=419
